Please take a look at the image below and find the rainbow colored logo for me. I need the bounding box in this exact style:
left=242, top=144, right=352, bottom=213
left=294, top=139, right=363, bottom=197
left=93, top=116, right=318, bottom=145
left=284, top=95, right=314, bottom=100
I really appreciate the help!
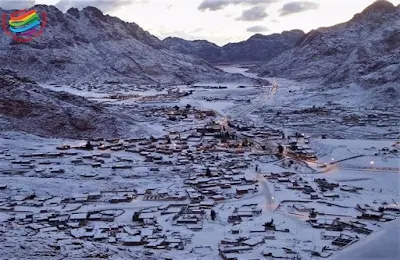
left=2, top=8, right=47, bottom=43
left=9, top=9, right=41, bottom=36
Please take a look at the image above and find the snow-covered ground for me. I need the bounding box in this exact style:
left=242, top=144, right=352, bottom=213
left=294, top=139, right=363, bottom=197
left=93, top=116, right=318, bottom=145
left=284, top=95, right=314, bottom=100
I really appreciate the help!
left=1, top=131, right=398, bottom=259
left=329, top=218, right=400, bottom=260
left=0, top=65, right=398, bottom=259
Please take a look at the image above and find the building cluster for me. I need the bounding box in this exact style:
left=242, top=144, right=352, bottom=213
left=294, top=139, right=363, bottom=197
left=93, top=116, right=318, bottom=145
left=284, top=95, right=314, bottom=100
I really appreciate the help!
left=2, top=190, right=192, bottom=251
left=1, top=91, right=399, bottom=260
left=257, top=105, right=400, bottom=139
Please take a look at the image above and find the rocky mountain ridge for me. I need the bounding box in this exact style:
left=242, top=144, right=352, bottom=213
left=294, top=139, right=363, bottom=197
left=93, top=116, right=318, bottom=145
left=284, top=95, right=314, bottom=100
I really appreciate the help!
left=163, top=30, right=305, bottom=63
left=0, top=5, right=260, bottom=85
left=253, top=0, right=400, bottom=87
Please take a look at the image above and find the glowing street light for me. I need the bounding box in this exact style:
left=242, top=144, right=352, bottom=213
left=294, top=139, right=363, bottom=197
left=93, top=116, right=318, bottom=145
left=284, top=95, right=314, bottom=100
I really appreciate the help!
left=370, top=161, right=375, bottom=165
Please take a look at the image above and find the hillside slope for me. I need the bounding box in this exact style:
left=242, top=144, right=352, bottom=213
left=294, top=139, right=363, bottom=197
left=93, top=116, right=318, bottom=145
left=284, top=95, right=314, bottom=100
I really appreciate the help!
left=0, top=69, right=136, bottom=138
left=253, top=0, right=400, bottom=87
left=0, top=6, right=259, bottom=85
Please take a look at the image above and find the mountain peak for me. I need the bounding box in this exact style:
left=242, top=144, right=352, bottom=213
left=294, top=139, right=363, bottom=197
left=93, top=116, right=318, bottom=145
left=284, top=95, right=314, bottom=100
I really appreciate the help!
left=349, top=0, right=396, bottom=23
left=249, top=34, right=265, bottom=39
left=364, top=0, right=395, bottom=10
left=288, top=29, right=305, bottom=34
left=359, top=0, right=395, bottom=15
left=82, top=6, right=103, bottom=13
left=66, top=7, right=80, bottom=18
left=82, top=6, right=105, bottom=19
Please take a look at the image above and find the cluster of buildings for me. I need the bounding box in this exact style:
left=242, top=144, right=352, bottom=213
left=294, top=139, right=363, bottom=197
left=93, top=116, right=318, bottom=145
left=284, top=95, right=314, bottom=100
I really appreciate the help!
left=257, top=105, right=400, bottom=139
left=1, top=89, right=399, bottom=260
left=2, top=190, right=192, bottom=251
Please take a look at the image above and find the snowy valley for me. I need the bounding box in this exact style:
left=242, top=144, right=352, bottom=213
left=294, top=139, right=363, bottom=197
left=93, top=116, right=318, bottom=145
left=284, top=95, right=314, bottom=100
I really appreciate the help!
left=0, top=1, right=399, bottom=260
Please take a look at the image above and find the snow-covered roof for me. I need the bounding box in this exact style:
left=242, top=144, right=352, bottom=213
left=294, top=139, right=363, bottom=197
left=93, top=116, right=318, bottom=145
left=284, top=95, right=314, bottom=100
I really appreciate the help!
left=139, top=212, right=155, bottom=219
left=123, top=236, right=142, bottom=243
left=69, top=213, right=88, bottom=220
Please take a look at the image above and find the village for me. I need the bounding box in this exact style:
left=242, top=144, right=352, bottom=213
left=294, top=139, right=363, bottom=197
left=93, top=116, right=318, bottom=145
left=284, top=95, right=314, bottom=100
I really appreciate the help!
left=1, top=98, right=399, bottom=259
left=1, top=79, right=399, bottom=259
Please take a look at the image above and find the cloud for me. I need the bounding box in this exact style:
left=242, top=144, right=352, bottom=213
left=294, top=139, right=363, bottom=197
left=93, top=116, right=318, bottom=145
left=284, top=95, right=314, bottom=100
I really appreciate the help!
left=247, top=25, right=268, bottom=33
left=191, top=28, right=205, bottom=33
left=279, top=1, right=319, bottom=16
left=55, top=0, right=143, bottom=12
left=237, top=6, right=268, bottom=21
left=0, top=0, right=36, bottom=10
left=198, top=0, right=275, bottom=11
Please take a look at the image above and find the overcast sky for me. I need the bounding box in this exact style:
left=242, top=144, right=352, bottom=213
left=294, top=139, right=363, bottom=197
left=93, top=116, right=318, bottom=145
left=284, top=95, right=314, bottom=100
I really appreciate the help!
left=1, top=0, right=399, bottom=45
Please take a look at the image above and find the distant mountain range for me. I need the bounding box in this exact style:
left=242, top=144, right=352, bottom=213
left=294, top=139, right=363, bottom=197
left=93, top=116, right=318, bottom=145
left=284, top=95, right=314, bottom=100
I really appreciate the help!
left=163, top=30, right=305, bottom=63
left=164, top=0, right=399, bottom=88
left=251, top=0, right=400, bottom=87
left=0, top=6, right=261, bottom=85
left=0, top=1, right=398, bottom=89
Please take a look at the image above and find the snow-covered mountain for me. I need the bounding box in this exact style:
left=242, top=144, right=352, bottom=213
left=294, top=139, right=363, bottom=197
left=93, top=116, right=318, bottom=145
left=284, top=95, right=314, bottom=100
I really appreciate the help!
left=253, top=0, right=400, bottom=87
left=0, top=69, right=136, bottom=138
left=0, top=6, right=260, bottom=85
left=163, top=38, right=224, bottom=63
left=163, top=30, right=304, bottom=63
